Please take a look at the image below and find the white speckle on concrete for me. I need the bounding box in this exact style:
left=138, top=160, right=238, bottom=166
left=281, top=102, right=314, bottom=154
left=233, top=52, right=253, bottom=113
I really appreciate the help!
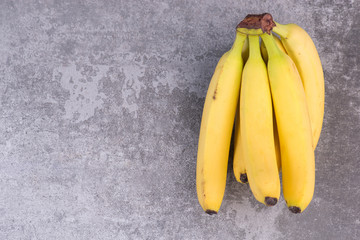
left=54, top=63, right=108, bottom=122
left=121, top=63, right=145, bottom=117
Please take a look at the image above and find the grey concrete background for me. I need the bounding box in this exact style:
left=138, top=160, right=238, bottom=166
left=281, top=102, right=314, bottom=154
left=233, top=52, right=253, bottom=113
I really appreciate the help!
left=0, top=0, right=359, bottom=239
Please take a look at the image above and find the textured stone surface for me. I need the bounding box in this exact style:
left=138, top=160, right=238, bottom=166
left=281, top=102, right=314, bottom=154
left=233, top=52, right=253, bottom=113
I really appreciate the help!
left=0, top=0, right=359, bottom=239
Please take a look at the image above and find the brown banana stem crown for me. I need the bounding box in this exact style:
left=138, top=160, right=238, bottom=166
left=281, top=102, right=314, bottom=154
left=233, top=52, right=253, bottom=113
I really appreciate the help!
left=237, top=13, right=276, bottom=34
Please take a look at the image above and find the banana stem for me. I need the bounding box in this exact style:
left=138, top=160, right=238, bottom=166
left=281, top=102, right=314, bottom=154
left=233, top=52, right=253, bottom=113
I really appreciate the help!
left=231, top=31, right=247, bottom=53
left=248, top=35, right=261, bottom=60
left=237, top=13, right=276, bottom=34
left=273, top=22, right=289, bottom=39
left=260, top=33, right=282, bottom=58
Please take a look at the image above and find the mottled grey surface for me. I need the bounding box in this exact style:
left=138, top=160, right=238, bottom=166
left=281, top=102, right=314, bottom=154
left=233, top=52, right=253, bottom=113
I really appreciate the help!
left=0, top=0, right=359, bottom=239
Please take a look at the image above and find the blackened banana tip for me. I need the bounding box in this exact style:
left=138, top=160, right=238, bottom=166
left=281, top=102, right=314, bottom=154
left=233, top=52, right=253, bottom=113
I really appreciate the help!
left=205, top=210, right=217, bottom=215
left=288, top=206, right=302, bottom=214
left=240, top=173, right=248, bottom=183
left=265, top=197, right=278, bottom=206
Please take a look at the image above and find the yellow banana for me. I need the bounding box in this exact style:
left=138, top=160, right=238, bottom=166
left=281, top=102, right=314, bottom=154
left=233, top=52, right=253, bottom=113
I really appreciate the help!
left=196, top=31, right=246, bottom=214
left=259, top=36, right=284, bottom=171
left=273, top=22, right=324, bottom=149
left=240, top=35, right=280, bottom=206
left=233, top=36, right=248, bottom=184
left=233, top=89, right=247, bottom=184
left=261, top=33, right=315, bottom=213
left=260, top=34, right=287, bottom=62
left=233, top=38, right=250, bottom=183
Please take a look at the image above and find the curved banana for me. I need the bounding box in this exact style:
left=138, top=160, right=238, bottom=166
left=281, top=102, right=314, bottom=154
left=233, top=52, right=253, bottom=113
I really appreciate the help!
left=259, top=35, right=284, bottom=171
left=240, top=35, right=280, bottom=206
left=273, top=22, right=324, bottom=149
left=233, top=36, right=248, bottom=184
left=261, top=33, right=315, bottom=213
left=233, top=97, right=247, bottom=184
left=260, top=34, right=287, bottom=62
left=196, top=31, right=246, bottom=214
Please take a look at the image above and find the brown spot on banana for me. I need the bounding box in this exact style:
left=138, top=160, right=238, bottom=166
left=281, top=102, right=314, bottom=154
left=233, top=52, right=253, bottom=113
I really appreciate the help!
left=213, top=83, right=218, bottom=100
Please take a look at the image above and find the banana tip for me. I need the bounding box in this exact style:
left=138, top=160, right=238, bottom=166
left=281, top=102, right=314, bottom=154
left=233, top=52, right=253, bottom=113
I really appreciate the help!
left=265, top=197, right=278, bottom=206
left=205, top=210, right=217, bottom=215
left=288, top=206, right=302, bottom=214
left=240, top=173, right=248, bottom=183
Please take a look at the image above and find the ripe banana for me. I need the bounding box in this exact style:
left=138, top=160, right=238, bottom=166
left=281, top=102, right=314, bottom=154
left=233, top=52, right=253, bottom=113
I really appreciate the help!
left=260, top=34, right=287, bottom=62
left=233, top=101, right=248, bottom=184
left=196, top=31, right=246, bottom=214
left=261, top=35, right=284, bottom=171
left=261, top=33, right=315, bottom=213
left=240, top=35, right=280, bottom=206
left=233, top=36, right=249, bottom=184
left=273, top=22, right=324, bottom=149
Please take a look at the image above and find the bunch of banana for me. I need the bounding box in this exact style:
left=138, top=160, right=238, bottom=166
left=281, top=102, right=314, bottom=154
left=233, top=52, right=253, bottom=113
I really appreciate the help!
left=196, top=13, right=324, bottom=214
